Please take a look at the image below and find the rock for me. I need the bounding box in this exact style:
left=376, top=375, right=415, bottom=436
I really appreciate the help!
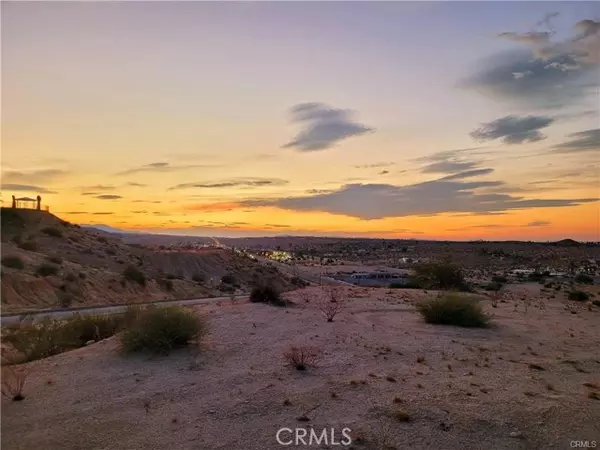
left=85, top=340, right=95, bottom=346
left=509, top=431, right=523, bottom=439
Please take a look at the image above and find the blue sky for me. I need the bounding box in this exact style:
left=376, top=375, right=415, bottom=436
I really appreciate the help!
left=1, top=1, right=599, bottom=240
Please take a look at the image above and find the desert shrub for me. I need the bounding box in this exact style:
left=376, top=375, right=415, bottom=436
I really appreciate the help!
left=46, top=255, right=62, bottom=265
left=192, top=273, right=205, bottom=284
left=2, top=315, right=122, bottom=362
left=157, top=278, right=174, bottom=291
left=41, top=227, right=62, bottom=238
left=413, top=262, right=467, bottom=290
left=106, top=248, right=116, bottom=256
left=78, top=272, right=86, bottom=279
left=11, top=235, right=23, bottom=245
left=291, top=276, right=308, bottom=287
left=96, top=236, right=108, bottom=243
left=568, top=290, right=590, bottom=302
left=57, top=292, right=74, bottom=308
left=575, top=274, right=593, bottom=285
left=483, top=282, right=503, bottom=292
left=35, top=263, right=59, bottom=277
left=318, top=296, right=344, bottom=322
left=123, top=265, right=146, bottom=286
left=491, top=275, right=508, bottom=284
left=417, top=294, right=489, bottom=328
left=221, top=274, right=237, bottom=285
left=250, top=285, right=286, bottom=306
left=120, top=306, right=206, bottom=355
left=18, top=241, right=38, bottom=252
left=528, top=272, right=546, bottom=282
left=1, top=366, right=28, bottom=401
left=283, top=345, right=320, bottom=371
left=218, top=283, right=235, bottom=293
left=64, top=273, right=77, bottom=282
left=2, top=256, right=24, bottom=270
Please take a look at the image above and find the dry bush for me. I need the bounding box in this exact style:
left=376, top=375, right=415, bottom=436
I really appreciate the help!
left=283, top=345, right=320, bottom=371
left=318, top=287, right=345, bottom=322
left=1, top=366, right=28, bottom=401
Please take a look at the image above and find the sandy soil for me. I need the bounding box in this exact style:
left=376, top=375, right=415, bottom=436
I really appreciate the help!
left=2, top=286, right=599, bottom=450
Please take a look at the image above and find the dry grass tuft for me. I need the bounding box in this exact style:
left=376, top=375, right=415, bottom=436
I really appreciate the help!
left=283, top=345, right=320, bottom=371
left=1, top=366, right=28, bottom=401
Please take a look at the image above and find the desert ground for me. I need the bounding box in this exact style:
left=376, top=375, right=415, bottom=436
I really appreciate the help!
left=2, top=285, right=599, bottom=450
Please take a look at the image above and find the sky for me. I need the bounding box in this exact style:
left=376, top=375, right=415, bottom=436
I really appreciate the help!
left=1, top=1, right=599, bottom=241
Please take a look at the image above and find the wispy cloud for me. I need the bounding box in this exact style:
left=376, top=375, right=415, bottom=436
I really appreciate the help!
left=551, top=128, right=600, bottom=154
left=116, top=162, right=219, bottom=176
left=95, top=194, right=123, bottom=200
left=282, top=102, right=374, bottom=151
left=1, top=169, right=68, bottom=185
left=169, top=178, right=288, bottom=190
left=1, top=184, right=57, bottom=194
left=470, top=115, right=554, bottom=144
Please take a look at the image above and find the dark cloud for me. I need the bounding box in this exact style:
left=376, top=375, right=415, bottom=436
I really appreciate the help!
left=470, top=115, right=554, bottom=144
left=126, top=182, right=147, bottom=187
left=81, top=192, right=98, bottom=196
left=169, top=178, right=288, bottom=190
left=60, top=211, right=88, bottom=215
left=132, top=200, right=162, bottom=204
left=241, top=177, right=598, bottom=220
left=461, top=14, right=599, bottom=110
left=116, top=162, right=219, bottom=176
left=95, top=194, right=122, bottom=200
left=551, top=128, right=600, bottom=154
left=282, top=102, right=374, bottom=151
left=91, top=212, right=114, bottom=215
left=379, top=170, right=390, bottom=175
left=306, top=189, right=335, bottom=195
left=132, top=210, right=148, bottom=214
left=1, top=184, right=57, bottom=194
left=1, top=169, right=68, bottom=185
left=459, top=49, right=597, bottom=110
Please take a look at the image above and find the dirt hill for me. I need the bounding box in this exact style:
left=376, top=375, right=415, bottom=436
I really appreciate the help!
left=0, top=208, right=294, bottom=313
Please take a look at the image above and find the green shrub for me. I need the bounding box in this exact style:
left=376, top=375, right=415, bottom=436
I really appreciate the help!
left=123, top=265, right=146, bottom=286
left=568, top=290, right=590, bottom=302
left=120, top=306, right=206, bottom=355
left=18, top=241, right=38, bottom=252
left=413, top=262, right=466, bottom=290
left=417, top=294, right=490, bottom=328
left=575, top=273, right=593, bottom=285
left=41, top=227, right=62, bottom=238
left=218, top=283, right=235, bottom=293
left=2, top=256, right=24, bottom=270
left=250, top=285, right=286, bottom=306
left=36, top=263, right=59, bottom=277
left=2, top=314, right=122, bottom=362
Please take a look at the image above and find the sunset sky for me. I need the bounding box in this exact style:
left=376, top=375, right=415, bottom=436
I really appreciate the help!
left=2, top=1, right=599, bottom=241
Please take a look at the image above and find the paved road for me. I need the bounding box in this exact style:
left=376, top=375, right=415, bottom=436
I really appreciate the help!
left=0, top=294, right=247, bottom=326
left=252, top=255, right=352, bottom=287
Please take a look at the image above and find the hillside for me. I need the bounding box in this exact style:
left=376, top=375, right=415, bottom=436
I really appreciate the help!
left=0, top=208, right=294, bottom=313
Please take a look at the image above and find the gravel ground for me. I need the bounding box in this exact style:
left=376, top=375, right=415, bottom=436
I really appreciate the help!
left=2, top=286, right=599, bottom=450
